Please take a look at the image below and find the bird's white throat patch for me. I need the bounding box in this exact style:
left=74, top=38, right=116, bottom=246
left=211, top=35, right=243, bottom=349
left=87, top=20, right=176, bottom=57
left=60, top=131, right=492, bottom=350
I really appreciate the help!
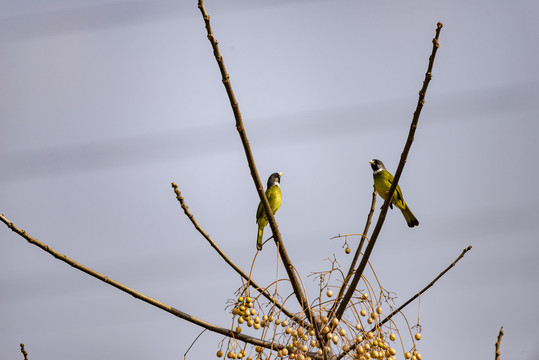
left=373, top=168, right=384, bottom=175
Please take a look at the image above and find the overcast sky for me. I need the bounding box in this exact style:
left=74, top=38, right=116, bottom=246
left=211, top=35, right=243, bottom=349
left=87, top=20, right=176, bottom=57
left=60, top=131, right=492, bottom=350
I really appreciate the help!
left=1, top=0, right=538, bottom=359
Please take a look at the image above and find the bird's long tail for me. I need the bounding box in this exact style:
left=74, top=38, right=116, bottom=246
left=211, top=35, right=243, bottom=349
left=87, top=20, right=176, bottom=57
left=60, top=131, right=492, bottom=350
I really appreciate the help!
left=401, top=205, right=419, bottom=228
left=257, top=227, right=264, bottom=250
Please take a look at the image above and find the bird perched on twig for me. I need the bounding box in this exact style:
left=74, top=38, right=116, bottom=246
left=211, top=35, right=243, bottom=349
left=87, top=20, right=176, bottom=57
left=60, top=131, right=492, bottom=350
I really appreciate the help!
left=369, top=159, right=418, bottom=227
left=256, top=172, right=283, bottom=250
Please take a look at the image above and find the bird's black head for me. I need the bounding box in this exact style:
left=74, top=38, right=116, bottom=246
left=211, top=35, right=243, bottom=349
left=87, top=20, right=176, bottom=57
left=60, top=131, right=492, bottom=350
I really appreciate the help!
left=267, top=172, right=282, bottom=188
left=369, top=159, right=386, bottom=172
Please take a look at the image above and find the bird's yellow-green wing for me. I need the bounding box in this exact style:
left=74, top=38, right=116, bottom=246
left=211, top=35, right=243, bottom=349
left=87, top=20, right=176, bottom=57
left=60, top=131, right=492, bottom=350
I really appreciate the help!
left=256, top=185, right=282, bottom=222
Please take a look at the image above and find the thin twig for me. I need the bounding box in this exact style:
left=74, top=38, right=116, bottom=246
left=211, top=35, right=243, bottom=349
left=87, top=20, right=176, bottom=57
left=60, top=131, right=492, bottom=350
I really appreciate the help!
left=171, top=183, right=306, bottom=328
left=336, top=245, right=471, bottom=360
left=327, top=186, right=376, bottom=319
left=196, top=0, right=325, bottom=356
left=495, top=326, right=504, bottom=360
left=184, top=329, right=207, bottom=360
left=0, top=213, right=285, bottom=351
left=333, top=22, right=443, bottom=324
left=20, top=343, right=28, bottom=360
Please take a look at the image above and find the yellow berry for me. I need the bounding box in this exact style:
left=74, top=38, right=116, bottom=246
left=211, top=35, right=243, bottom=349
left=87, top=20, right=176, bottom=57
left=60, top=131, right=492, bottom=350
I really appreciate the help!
left=355, top=323, right=362, bottom=330
left=254, top=323, right=260, bottom=330
left=217, top=350, right=224, bottom=358
left=405, top=352, right=411, bottom=359
left=339, top=329, right=346, bottom=336
left=332, top=335, right=339, bottom=344
left=389, top=348, right=396, bottom=356
left=238, top=317, right=244, bottom=324
left=250, top=309, right=256, bottom=315
left=367, top=332, right=374, bottom=339
left=343, top=344, right=350, bottom=352
left=362, top=293, right=369, bottom=300
left=332, top=318, right=339, bottom=326
left=321, top=316, right=329, bottom=323
left=367, top=318, right=373, bottom=324
left=345, top=247, right=351, bottom=254
left=323, top=326, right=330, bottom=333
left=281, top=320, right=288, bottom=327
left=327, top=290, right=334, bottom=297
left=238, top=297, right=244, bottom=302
left=376, top=307, right=382, bottom=314
left=389, top=333, right=396, bottom=341
left=415, top=333, right=421, bottom=341
left=235, top=326, right=242, bottom=333
left=370, top=312, right=377, bottom=320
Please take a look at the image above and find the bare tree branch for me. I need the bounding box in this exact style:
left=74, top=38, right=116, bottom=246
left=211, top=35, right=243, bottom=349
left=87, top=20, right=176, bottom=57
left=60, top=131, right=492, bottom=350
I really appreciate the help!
left=332, top=22, right=444, bottom=325
left=495, top=326, right=504, bottom=360
left=327, top=187, right=376, bottom=319
left=171, top=182, right=307, bottom=328
left=20, top=343, right=28, bottom=360
left=336, top=245, right=471, bottom=360
left=196, top=0, right=326, bottom=355
left=0, top=213, right=285, bottom=351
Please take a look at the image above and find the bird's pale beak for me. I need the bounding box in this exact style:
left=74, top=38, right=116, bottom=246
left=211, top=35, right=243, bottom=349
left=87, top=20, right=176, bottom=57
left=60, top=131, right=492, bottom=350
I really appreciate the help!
left=369, top=160, right=374, bottom=164
left=278, top=172, right=283, bottom=176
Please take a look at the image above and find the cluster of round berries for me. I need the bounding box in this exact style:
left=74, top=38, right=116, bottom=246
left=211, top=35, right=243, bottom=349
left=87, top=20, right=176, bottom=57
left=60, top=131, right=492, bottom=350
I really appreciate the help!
left=217, top=283, right=423, bottom=360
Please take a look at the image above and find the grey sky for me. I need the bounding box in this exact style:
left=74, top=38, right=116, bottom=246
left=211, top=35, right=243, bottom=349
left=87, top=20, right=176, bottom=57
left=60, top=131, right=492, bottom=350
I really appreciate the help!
left=1, top=0, right=538, bottom=359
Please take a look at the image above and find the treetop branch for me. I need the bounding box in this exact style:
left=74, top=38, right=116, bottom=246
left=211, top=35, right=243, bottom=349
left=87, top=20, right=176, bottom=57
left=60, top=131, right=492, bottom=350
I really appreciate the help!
left=332, top=22, right=443, bottom=324
left=196, top=0, right=325, bottom=354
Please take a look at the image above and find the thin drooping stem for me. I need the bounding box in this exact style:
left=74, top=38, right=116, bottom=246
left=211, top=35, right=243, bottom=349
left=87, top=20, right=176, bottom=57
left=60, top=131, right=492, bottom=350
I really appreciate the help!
left=495, top=326, right=504, bottom=360
left=332, top=22, right=443, bottom=325
left=0, top=213, right=285, bottom=351
left=171, top=183, right=307, bottom=328
left=336, top=245, right=471, bottom=360
left=196, top=0, right=325, bottom=355
left=327, top=187, right=376, bottom=319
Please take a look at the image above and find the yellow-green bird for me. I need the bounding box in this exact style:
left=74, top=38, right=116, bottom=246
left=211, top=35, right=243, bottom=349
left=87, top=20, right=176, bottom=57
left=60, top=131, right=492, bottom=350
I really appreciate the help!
left=256, top=172, right=283, bottom=250
left=369, top=159, right=419, bottom=227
